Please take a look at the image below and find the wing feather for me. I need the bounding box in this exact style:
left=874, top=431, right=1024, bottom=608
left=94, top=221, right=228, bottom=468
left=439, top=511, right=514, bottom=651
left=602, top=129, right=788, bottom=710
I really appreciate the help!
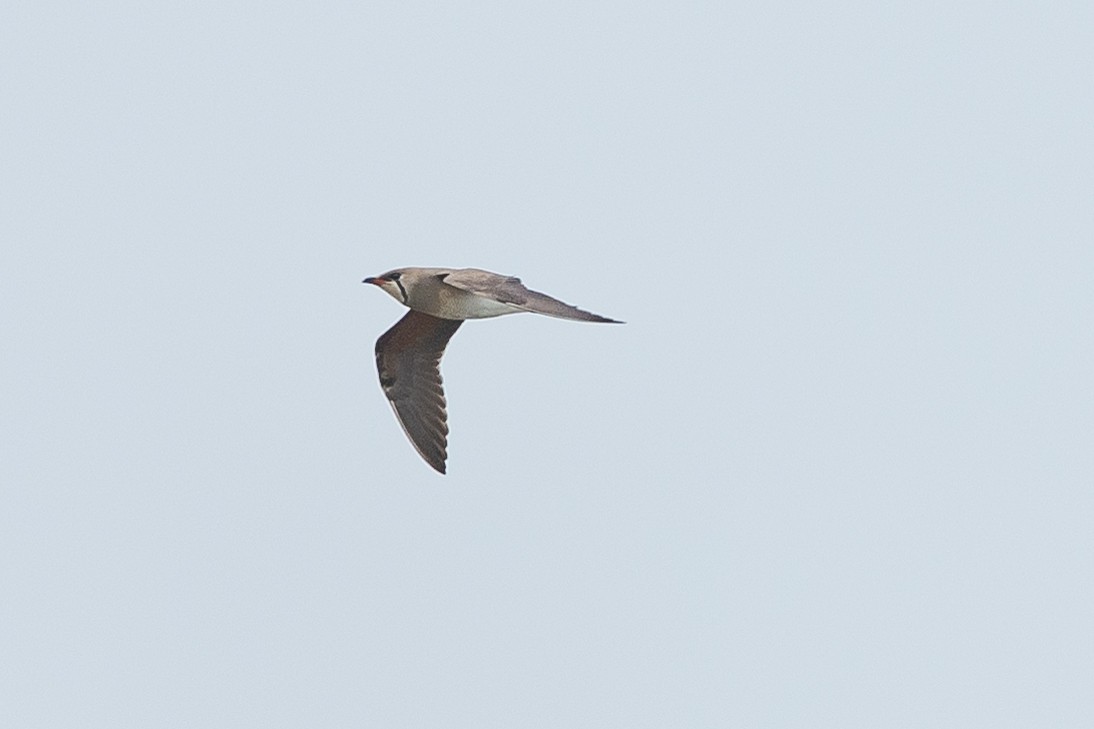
left=374, top=311, right=463, bottom=473
left=441, top=268, right=621, bottom=323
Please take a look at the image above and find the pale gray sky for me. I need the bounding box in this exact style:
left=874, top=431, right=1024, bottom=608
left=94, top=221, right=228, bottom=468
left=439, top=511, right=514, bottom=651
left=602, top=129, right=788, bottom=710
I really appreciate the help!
left=3, top=1, right=1093, bottom=727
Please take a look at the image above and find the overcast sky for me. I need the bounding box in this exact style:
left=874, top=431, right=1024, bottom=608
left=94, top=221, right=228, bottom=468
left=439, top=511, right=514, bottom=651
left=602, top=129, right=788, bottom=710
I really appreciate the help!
left=3, top=1, right=1093, bottom=727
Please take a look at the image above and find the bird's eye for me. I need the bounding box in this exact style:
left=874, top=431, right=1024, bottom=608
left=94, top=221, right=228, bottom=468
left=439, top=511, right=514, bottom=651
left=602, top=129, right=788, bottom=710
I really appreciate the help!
left=386, top=272, right=402, bottom=281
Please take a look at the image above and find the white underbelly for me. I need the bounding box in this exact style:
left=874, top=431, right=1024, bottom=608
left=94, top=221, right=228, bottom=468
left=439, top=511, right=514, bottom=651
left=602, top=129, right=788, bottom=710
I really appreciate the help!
left=433, top=287, right=523, bottom=319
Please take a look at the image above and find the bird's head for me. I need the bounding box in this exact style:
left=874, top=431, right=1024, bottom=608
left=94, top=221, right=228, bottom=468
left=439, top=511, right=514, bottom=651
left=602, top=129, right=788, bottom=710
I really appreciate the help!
left=363, top=269, right=409, bottom=304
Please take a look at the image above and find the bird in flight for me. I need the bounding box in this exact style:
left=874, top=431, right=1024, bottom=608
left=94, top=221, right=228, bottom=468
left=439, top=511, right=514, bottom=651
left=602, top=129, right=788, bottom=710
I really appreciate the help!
left=363, top=267, right=622, bottom=473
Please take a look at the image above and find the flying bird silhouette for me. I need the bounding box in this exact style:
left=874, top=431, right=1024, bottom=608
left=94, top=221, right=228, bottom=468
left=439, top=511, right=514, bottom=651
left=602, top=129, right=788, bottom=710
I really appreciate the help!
left=363, top=267, right=622, bottom=473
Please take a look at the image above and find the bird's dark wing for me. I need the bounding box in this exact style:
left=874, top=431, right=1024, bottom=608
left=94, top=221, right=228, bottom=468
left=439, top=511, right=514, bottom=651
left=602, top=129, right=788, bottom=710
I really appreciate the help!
left=374, top=310, right=463, bottom=473
left=441, top=268, right=622, bottom=323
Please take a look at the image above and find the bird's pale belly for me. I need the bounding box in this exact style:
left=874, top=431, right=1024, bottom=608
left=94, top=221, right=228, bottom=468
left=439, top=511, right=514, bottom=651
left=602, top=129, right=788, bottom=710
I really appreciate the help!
left=409, top=285, right=521, bottom=320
